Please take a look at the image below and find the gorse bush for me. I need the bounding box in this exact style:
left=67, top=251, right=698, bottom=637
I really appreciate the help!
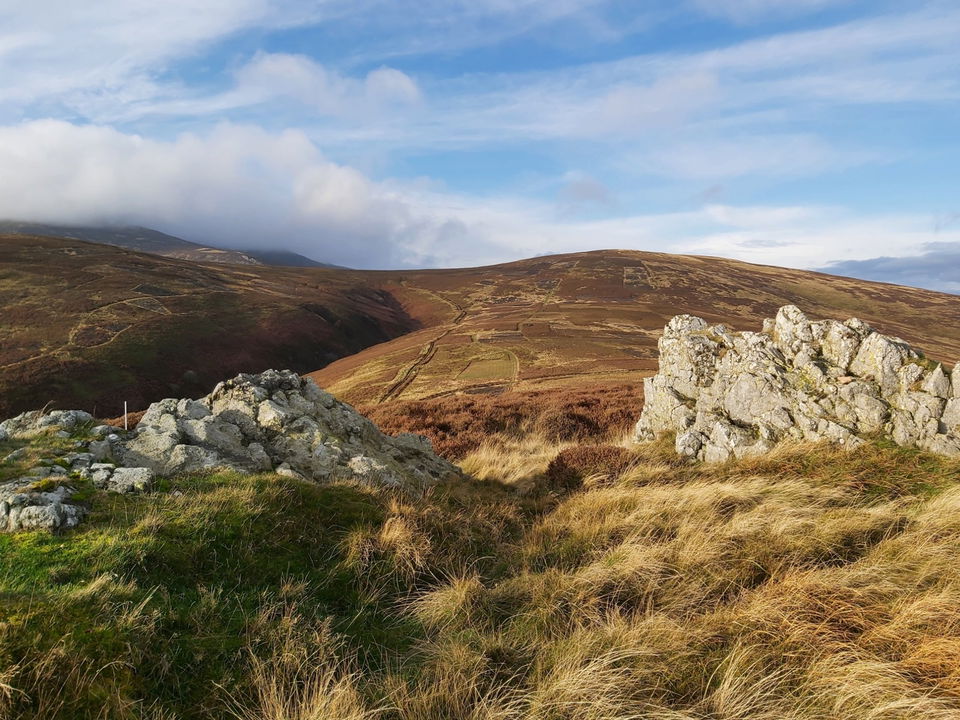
left=3, top=429, right=960, bottom=719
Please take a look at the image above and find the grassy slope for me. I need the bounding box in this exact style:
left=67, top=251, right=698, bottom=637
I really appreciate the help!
left=3, top=429, right=960, bottom=719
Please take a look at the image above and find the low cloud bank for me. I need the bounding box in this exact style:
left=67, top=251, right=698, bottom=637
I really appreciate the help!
left=819, top=243, right=960, bottom=294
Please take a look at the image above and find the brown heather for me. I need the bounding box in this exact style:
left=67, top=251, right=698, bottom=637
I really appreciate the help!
left=544, top=445, right=636, bottom=491
left=359, top=384, right=640, bottom=459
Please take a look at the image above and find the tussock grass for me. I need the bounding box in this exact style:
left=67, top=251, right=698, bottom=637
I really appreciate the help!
left=2, top=432, right=960, bottom=718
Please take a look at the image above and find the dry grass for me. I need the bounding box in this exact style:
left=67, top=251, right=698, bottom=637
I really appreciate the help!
left=403, top=435, right=960, bottom=720
left=4, top=433, right=960, bottom=719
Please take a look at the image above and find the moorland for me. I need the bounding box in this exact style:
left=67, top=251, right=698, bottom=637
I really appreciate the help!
left=3, top=230, right=960, bottom=719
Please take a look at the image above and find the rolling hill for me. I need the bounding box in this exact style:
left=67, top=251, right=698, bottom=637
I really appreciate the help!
left=311, top=249, right=960, bottom=404
left=0, top=234, right=416, bottom=417
left=0, top=221, right=330, bottom=268
left=3, top=234, right=959, bottom=428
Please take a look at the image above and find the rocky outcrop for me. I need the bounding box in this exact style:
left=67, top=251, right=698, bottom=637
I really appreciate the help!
left=0, top=478, right=85, bottom=532
left=635, top=306, right=960, bottom=462
left=0, top=370, right=458, bottom=533
left=0, top=409, right=94, bottom=438
left=117, top=370, right=458, bottom=488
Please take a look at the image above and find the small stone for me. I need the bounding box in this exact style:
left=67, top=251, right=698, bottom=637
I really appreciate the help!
left=2, top=447, right=27, bottom=463
left=275, top=462, right=305, bottom=481
left=88, top=439, right=113, bottom=462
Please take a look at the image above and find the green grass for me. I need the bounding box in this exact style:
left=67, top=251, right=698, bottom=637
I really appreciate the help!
left=0, top=471, right=401, bottom=718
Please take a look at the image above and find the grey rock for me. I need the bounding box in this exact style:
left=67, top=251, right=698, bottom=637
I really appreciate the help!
left=88, top=439, right=113, bottom=462
left=115, top=370, right=459, bottom=488
left=944, top=399, right=960, bottom=434
left=65, top=453, right=94, bottom=471
left=922, top=365, right=952, bottom=399
left=820, top=320, right=865, bottom=371
left=0, top=478, right=85, bottom=533
left=1, top=409, right=93, bottom=438
left=920, top=434, right=960, bottom=458
left=2, top=447, right=26, bottom=463
left=107, top=467, right=154, bottom=494
left=849, top=333, right=918, bottom=398
left=90, top=462, right=115, bottom=488
left=675, top=429, right=705, bottom=458
left=635, top=306, right=960, bottom=461
left=274, top=462, right=305, bottom=481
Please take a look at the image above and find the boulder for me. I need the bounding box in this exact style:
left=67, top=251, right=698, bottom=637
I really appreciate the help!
left=0, top=409, right=92, bottom=438
left=107, top=467, right=154, bottom=494
left=635, top=306, right=960, bottom=461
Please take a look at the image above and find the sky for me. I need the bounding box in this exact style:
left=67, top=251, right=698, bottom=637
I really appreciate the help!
left=0, top=1, right=958, bottom=290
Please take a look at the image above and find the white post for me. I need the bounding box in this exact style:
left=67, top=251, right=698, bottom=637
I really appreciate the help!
left=124, top=401, right=128, bottom=431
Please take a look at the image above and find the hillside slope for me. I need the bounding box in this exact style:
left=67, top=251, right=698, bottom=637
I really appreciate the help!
left=312, top=249, right=960, bottom=405
left=4, top=238, right=959, bottom=426
left=0, top=222, right=332, bottom=268
left=0, top=234, right=417, bottom=417
left=3, top=425, right=960, bottom=719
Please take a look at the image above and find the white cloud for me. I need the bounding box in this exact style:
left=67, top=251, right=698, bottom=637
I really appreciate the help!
left=125, top=53, right=422, bottom=121
left=0, top=120, right=420, bottom=266
left=0, top=0, right=606, bottom=118
left=646, top=134, right=873, bottom=179
left=295, top=4, right=960, bottom=161
left=0, top=119, right=956, bottom=283
left=0, top=0, right=285, bottom=110
left=693, top=0, right=855, bottom=24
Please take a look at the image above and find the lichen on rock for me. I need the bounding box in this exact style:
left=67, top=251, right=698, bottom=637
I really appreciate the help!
left=635, top=305, right=960, bottom=461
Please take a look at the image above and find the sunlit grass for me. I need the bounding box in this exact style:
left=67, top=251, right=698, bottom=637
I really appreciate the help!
left=2, top=432, right=960, bottom=719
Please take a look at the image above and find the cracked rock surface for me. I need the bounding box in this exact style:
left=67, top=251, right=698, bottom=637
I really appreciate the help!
left=117, top=369, right=459, bottom=488
left=635, top=305, right=960, bottom=462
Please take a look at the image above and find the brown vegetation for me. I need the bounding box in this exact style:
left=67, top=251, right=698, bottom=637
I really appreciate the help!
left=315, top=249, right=960, bottom=409
left=0, top=234, right=419, bottom=418
left=6, top=234, right=960, bottom=430
left=544, top=444, right=635, bottom=490
left=359, top=383, right=640, bottom=459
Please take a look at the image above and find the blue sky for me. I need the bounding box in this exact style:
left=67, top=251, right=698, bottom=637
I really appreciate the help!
left=0, top=1, right=958, bottom=290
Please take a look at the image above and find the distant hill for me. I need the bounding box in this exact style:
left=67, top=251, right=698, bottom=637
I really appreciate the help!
left=0, top=221, right=334, bottom=268
left=311, top=249, right=960, bottom=406
left=241, top=248, right=339, bottom=268
left=2, top=236, right=959, bottom=422
left=0, top=233, right=416, bottom=417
